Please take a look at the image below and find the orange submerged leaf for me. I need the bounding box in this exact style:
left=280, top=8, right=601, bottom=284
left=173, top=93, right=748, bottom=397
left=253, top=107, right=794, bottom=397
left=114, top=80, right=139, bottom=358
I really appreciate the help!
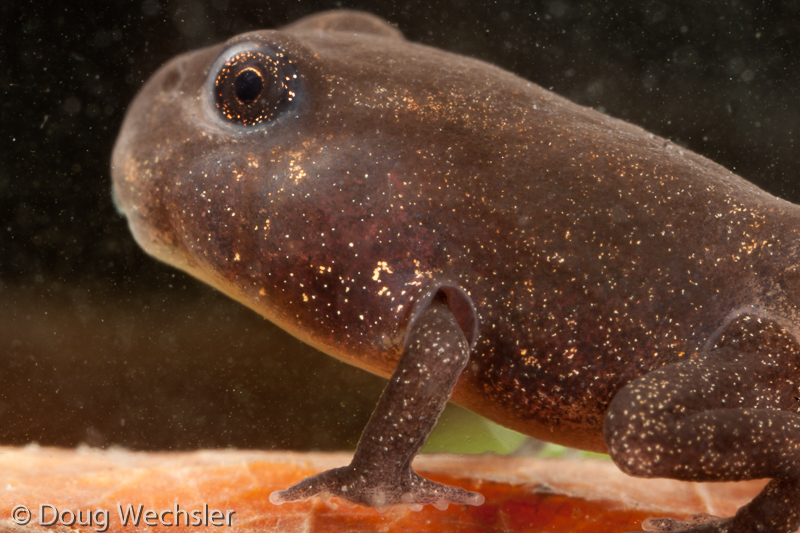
left=0, top=447, right=766, bottom=533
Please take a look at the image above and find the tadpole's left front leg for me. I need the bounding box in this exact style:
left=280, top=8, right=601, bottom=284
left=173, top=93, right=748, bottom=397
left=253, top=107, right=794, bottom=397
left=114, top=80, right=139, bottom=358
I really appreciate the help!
left=270, top=294, right=484, bottom=510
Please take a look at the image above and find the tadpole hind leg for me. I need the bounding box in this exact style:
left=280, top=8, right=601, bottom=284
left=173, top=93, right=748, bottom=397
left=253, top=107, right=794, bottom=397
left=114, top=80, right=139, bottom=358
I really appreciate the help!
left=606, top=315, right=800, bottom=533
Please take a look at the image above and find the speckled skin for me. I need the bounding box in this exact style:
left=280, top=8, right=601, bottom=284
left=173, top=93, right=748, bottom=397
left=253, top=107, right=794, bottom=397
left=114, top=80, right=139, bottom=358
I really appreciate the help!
left=270, top=295, right=483, bottom=509
left=112, top=10, right=800, bottom=531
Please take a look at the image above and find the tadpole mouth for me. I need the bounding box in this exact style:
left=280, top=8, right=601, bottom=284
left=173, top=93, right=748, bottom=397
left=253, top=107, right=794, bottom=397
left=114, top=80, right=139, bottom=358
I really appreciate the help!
left=111, top=183, right=126, bottom=218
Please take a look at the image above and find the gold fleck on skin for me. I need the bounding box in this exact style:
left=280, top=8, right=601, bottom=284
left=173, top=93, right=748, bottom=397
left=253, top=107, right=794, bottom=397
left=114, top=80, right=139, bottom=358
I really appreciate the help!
left=113, top=9, right=800, bottom=531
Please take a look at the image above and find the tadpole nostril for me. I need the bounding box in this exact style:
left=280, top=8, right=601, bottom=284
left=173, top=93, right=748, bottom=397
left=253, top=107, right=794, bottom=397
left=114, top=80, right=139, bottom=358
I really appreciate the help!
left=161, top=68, right=181, bottom=92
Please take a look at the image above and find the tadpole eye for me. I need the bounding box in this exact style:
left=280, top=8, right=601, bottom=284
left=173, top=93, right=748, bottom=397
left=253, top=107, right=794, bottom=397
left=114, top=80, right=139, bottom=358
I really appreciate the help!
left=209, top=43, right=301, bottom=127
left=234, top=68, right=264, bottom=103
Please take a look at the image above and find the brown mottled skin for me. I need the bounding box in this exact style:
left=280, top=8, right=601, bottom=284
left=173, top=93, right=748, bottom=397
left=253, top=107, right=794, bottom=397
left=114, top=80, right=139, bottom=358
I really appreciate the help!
left=112, top=10, right=800, bottom=531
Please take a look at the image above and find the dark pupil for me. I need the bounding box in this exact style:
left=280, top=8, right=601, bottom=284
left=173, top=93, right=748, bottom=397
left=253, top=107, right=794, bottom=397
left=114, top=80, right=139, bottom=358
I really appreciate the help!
left=234, top=69, right=263, bottom=104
